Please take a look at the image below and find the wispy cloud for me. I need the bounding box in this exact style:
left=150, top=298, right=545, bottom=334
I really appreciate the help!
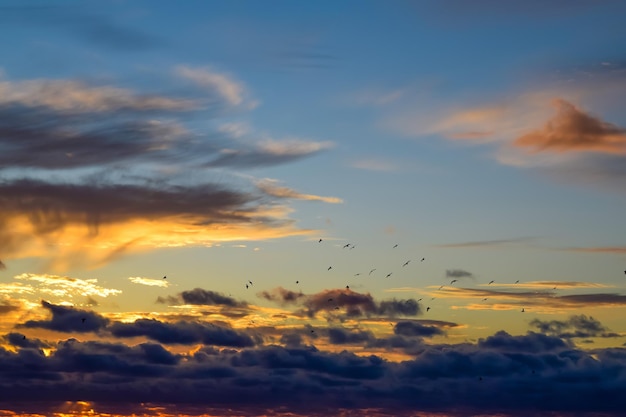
left=128, top=276, right=170, bottom=288
left=560, top=246, right=626, bottom=254
left=175, top=65, right=251, bottom=108
left=435, top=237, right=535, bottom=249
left=256, top=179, right=343, bottom=203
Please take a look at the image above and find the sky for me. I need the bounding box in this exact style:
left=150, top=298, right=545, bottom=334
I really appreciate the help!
left=1, top=1, right=626, bottom=416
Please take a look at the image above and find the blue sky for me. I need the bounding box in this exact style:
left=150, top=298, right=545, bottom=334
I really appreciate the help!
left=1, top=1, right=626, bottom=416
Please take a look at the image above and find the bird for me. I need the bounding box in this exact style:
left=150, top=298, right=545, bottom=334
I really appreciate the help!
left=488, top=280, right=494, bottom=285
left=421, top=258, right=425, bottom=262
left=245, top=284, right=249, bottom=289
left=81, top=318, right=86, bottom=324
left=385, top=273, right=392, bottom=278
left=334, top=306, right=340, bottom=310
left=327, top=266, right=332, bottom=271
left=354, top=273, right=361, bottom=276
left=402, top=260, right=410, bottom=267
left=521, top=308, right=525, bottom=312
left=553, top=286, right=557, bottom=290
left=163, top=275, right=167, bottom=279
left=248, top=280, right=253, bottom=286
left=426, top=307, right=430, bottom=312
left=343, top=243, right=351, bottom=249
left=393, top=244, right=398, bottom=248
left=296, top=280, right=299, bottom=284
left=418, top=298, right=423, bottom=302
left=438, top=285, right=444, bottom=290
left=22, top=335, right=26, bottom=340
left=482, top=298, right=488, bottom=301
left=369, top=269, right=376, bottom=275
left=515, top=280, right=520, bottom=284
left=346, top=285, right=350, bottom=290
left=318, top=239, right=323, bottom=243
left=328, top=298, right=333, bottom=302
left=311, top=330, right=315, bottom=333
left=450, top=279, right=458, bottom=285
left=349, top=245, right=355, bottom=249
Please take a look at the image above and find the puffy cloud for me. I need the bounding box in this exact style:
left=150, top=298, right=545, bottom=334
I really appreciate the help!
left=394, top=321, right=445, bottom=338
left=157, top=288, right=247, bottom=308
left=17, top=300, right=109, bottom=333
left=530, top=315, right=621, bottom=339
left=108, top=319, right=255, bottom=347
left=260, top=287, right=422, bottom=318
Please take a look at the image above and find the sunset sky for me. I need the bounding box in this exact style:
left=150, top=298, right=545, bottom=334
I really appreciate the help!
left=1, top=1, right=626, bottom=416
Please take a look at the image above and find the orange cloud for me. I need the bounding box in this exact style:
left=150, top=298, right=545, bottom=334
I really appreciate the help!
left=561, top=246, right=626, bottom=254
left=514, top=99, right=626, bottom=155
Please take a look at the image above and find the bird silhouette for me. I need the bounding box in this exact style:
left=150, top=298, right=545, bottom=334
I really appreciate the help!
left=248, top=280, right=253, bottom=286
left=438, top=285, right=444, bottom=290
left=346, top=285, right=350, bottom=290
left=515, top=280, right=520, bottom=284
left=418, top=298, right=423, bottom=301
left=81, top=318, right=86, bottom=324
left=426, top=307, right=430, bottom=312
left=521, top=308, right=525, bottom=312
left=450, top=279, right=458, bottom=285
left=22, top=335, right=26, bottom=340
left=354, top=273, right=361, bottom=276
left=343, top=243, right=351, bottom=249
left=488, top=280, right=494, bottom=285
left=421, top=258, right=425, bottom=262
left=482, top=298, right=488, bottom=301
left=328, top=298, right=333, bottom=302
left=296, top=280, right=299, bottom=284
left=318, top=239, right=322, bottom=243
left=385, top=273, right=392, bottom=278
left=369, top=269, right=376, bottom=275
left=328, top=266, right=332, bottom=271
left=163, top=275, right=167, bottom=279
left=402, top=260, right=410, bottom=267
left=393, top=244, right=398, bottom=248
left=245, top=284, right=249, bottom=289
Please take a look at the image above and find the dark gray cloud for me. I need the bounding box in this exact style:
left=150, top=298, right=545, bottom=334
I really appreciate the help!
left=530, top=315, right=621, bottom=339
left=1, top=330, right=625, bottom=415
left=157, top=288, right=248, bottom=308
left=17, top=300, right=109, bottom=333
left=108, top=318, right=256, bottom=347
left=0, top=299, right=20, bottom=315
left=394, top=321, right=445, bottom=338
left=327, top=328, right=374, bottom=345
left=445, top=269, right=474, bottom=279
left=2, top=332, right=53, bottom=350
left=260, top=287, right=422, bottom=318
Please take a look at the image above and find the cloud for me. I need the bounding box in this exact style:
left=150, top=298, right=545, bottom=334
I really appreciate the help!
left=0, top=299, right=21, bottom=315
left=445, top=269, right=474, bottom=279
left=17, top=300, right=109, bottom=333
left=259, top=287, right=422, bottom=318
left=394, top=321, right=445, bottom=338
left=206, top=138, right=333, bottom=168
left=560, top=246, right=626, bottom=254
left=0, top=259, right=5, bottom=270
left=0, top=78, right=194, bottom=113
left=128, top=277, right=170, bottom=288
left=513, top=99, right=626, bottom=155
left=2, top=332, right=52, bottom=350
left=2, top=330, right=626, bottom=415
left=0, top=73, right=338, bottom=267
left=157, top=288, right=247, bottom=308
left=175, top=66, right=249, bottom=108
left=435, top=237, right=535, bottom=249
left=349, top=158, right=398, bottom=172
left=256, top=179, right=343, bottom=204
left=15, top=273, right=122, bottom=298
left=530, top=315, right=620, bottom=339
left=109, top=318, right=255, bottom=347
